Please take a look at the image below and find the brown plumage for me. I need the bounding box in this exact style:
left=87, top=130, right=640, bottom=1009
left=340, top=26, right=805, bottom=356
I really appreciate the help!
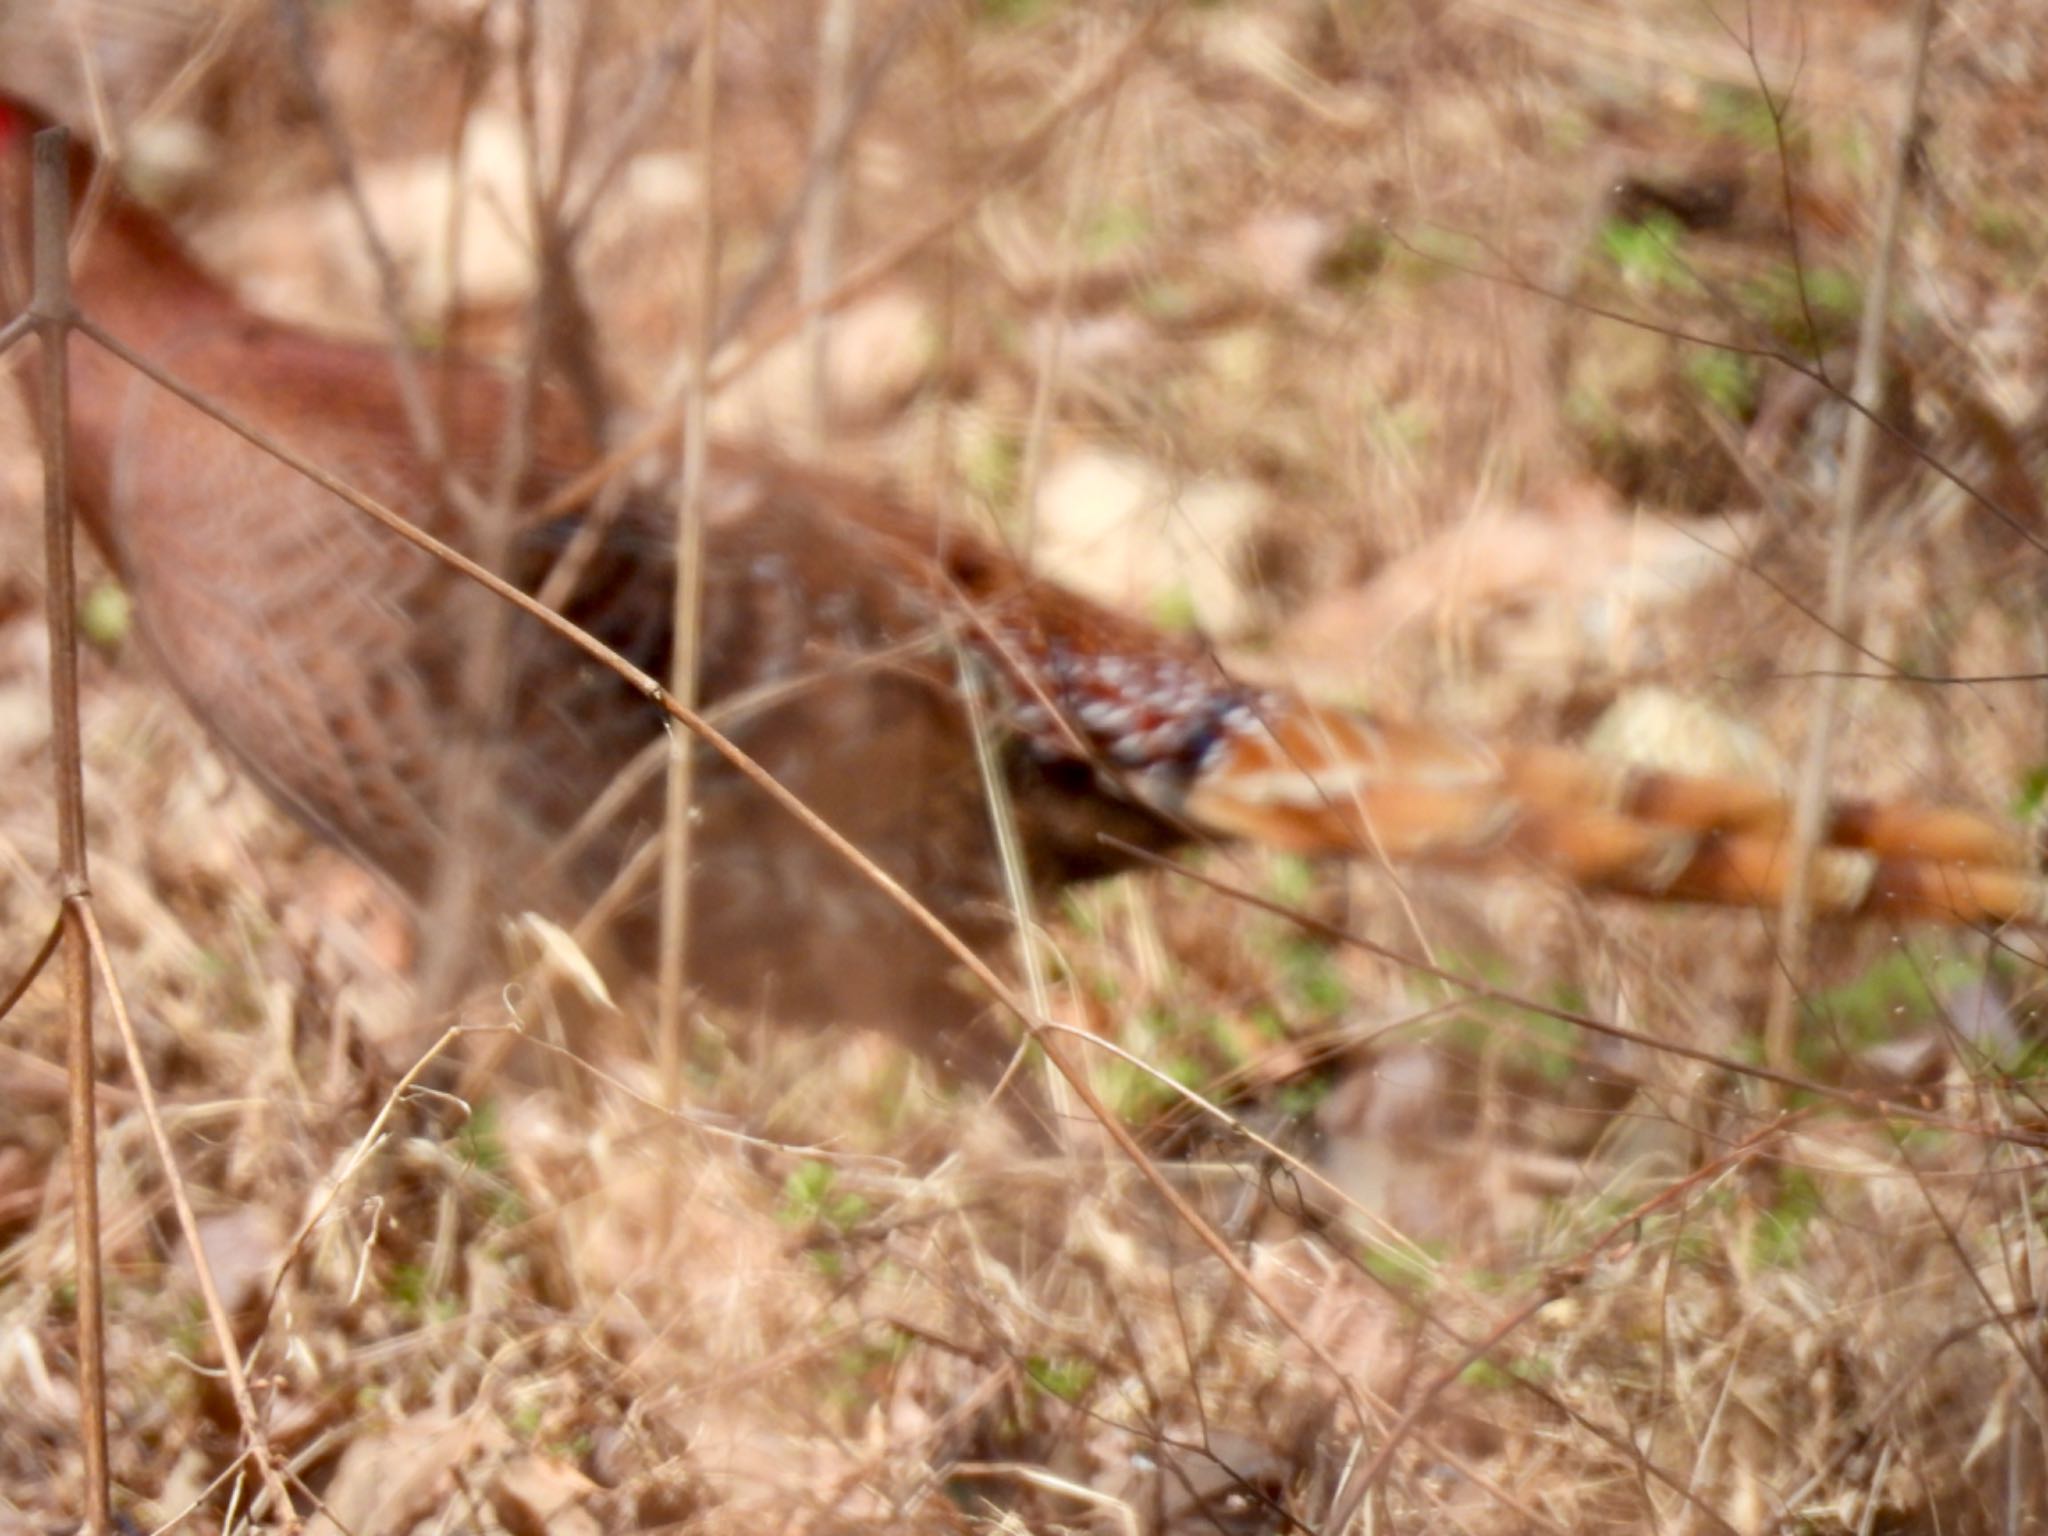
left=1, top=95, right=2041, bottom=1069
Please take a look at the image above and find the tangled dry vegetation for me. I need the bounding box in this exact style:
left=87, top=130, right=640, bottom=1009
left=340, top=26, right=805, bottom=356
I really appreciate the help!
left=2, top=0, right=2047, bottom=1531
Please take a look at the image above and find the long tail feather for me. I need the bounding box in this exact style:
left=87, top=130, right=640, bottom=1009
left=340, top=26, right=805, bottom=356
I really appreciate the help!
left=1182, top=699, right=2048, bottom=928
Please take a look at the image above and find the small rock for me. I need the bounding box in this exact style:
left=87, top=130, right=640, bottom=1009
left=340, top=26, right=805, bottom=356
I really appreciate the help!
left=1856, top=1031, right=1947, bottom=1086
left=200, top=110, right=539, bottom=328
left=1236, top=210, right=1336, bottom=296
left=177, top=1206, right=286, bottom=1318
left=1937, top=979, right=2023, bottom=1060
left=490, top=1455, right=604, bottom=1536
left=1586, top=686, right=1783, bottom=783
left=711, top=289, right=931, bottom=442
left=307, top=1411, right=506, bottom=1536
left=1031, top=447, right=1268, bottom=638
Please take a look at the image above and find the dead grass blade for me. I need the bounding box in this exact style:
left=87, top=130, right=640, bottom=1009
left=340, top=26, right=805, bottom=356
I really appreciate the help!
left=77, top=898, right=301, bottom=1531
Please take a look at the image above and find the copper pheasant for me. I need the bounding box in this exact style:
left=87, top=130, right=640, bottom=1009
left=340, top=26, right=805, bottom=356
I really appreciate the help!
left=2, top=95, right=2041, bottom=1069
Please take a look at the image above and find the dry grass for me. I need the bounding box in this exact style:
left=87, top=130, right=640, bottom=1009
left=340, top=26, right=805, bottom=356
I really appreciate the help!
left=2, top=0, right=2047, bottom=1531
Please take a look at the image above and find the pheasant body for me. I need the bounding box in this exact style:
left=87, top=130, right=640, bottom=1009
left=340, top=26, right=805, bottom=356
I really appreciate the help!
left=2, top=96, right=2042, bottom=1066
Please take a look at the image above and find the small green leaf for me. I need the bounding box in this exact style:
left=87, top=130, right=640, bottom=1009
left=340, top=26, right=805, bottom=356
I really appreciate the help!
left=1684, top=348, right=1758, bottom=420
left=1026, top=1355, right=1097, bottom=1403
left=1081, top=202, right=1149, bottom=262
left=2013, top=764, right=2048, bottom=821
left=80, top=582, right=131, bottom=648
left=1598, top=212, right=1698, bottom=294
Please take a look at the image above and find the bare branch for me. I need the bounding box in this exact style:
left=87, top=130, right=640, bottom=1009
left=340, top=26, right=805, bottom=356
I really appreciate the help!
left=1763, top=0, right=1941, bottom=1074
left=29, top=123, right=109, bottom=1536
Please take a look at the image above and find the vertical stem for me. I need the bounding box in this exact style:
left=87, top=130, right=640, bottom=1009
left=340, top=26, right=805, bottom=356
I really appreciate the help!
left=800, top=0, right=858, bottom=447
left=1762, top=0, right=1939, bottom=1074
left=1014, top=15, right=1114, bottom=563
left=32, top=126, right=110, bottom=1536
left=955, top=646, right=1070, bottom=1130
left=657, top=0, right=722, bottom=1100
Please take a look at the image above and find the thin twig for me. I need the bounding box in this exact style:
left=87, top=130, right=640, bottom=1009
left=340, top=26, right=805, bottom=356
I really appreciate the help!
left=1034, top=1019, right=1444, bottom=1259
left=955, top=645, right=1065, bottom=1128
left=529, top=0, right=1175, bottom=529
left=417, top=3, right=550, bottom=1016
left=1102, top=837, right=2048, bottom=1148
left=1762, top=0, right=1939, bottom=1075
left=273, top=0, right=467, bottom=511
left=29, top=125, right=109, bottom=1536
left=1014, top=14, right=1120, bottom=553
left=1329, top=1116, right=1796, bottom=1535
left=256, top=1021, right=469, bottom=1333
left=431, top=2, right=498, bottom=427
left=655, top=0, right=722, bottom=1102
left=1378, top=223, right=2048, bottom=560
left=1705, top=0, right=1830, bottom=382
left=800, top=0, right=859, bottom=445
left=703, top=0, right=938, bottom=358
left=522, top=0, right=614, bottom=441
left=560, top=14, right=703, bottom=247
left=0, top=912, right=62, bottom=1023
left=76, top=899, right=300, bottom=1530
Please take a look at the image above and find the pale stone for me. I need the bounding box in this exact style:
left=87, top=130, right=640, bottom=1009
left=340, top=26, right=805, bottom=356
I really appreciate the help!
left=1030, top=447, right=1268, bottom=639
